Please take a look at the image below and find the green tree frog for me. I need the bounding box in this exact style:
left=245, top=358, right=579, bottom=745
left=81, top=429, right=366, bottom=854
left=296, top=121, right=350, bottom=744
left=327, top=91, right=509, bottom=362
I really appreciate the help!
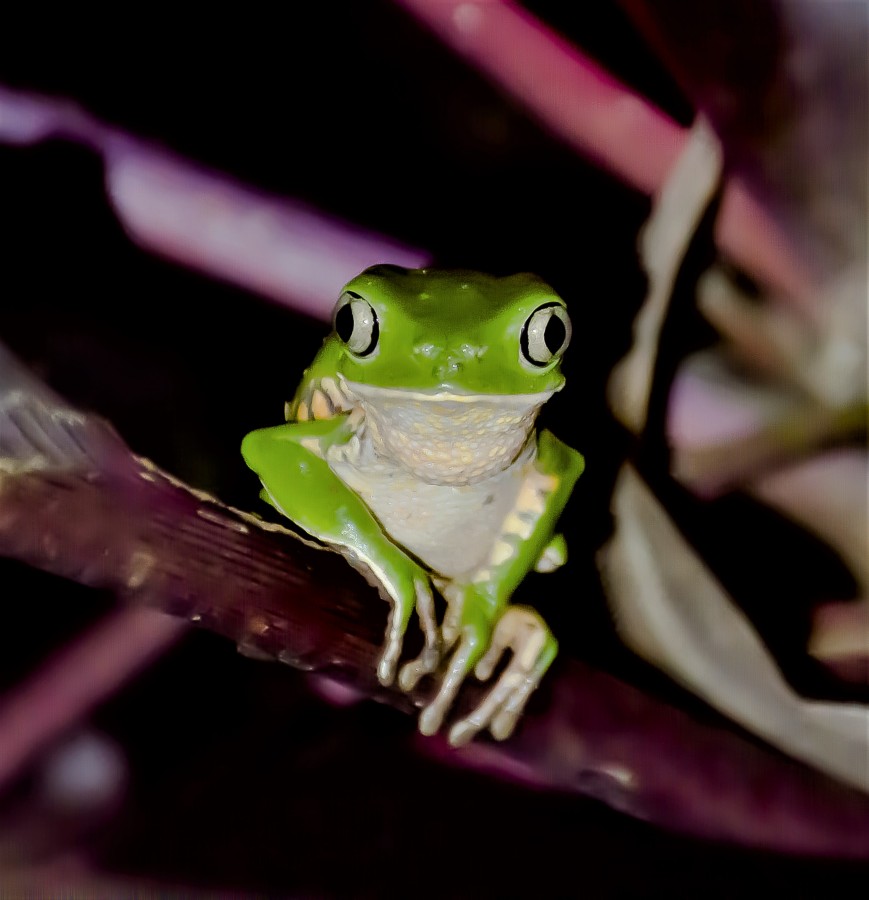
left=242, top=265, right=584, bottom=745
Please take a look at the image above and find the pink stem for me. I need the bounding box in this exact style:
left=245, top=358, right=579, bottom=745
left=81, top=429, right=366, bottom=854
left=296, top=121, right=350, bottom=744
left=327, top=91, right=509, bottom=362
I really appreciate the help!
left=394, top=0, right=811, bottom=298
left=0, top=608, right=185, bottom=792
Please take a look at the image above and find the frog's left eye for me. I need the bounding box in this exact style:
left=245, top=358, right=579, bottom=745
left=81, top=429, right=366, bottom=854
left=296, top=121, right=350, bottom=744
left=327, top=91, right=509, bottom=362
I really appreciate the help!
left=334, top=291, right=379, bottom=357
left=521, top=303, right=571, bottom=367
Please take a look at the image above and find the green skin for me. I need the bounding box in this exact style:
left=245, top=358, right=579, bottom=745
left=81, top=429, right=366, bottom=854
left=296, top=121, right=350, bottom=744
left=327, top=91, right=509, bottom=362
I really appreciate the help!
left=242, top=265, right=584, bottom=745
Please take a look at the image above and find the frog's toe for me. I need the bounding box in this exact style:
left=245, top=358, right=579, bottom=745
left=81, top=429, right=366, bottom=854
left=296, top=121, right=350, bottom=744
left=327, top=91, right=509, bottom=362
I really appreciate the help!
left=441, top=615, right=460, bottom=650
left=379, top=574, right=440, bottom=688
left=439, top=584, right=465, bottom=650
left=413, top=577, right=440, bottom=658
left=397, top=578, right=442, bottom=691
left=418, top=625, right=484, bottom=736
left=447, top=664, right=538, bottom=746
left=491, top=662, right=549, bottom=739
left=446, top=713, right=484, bottom=747
left=418, top=701, right=446, bottom=737
left=377, top=647, right=399, bottom=686
left=377, top=607, right=404, bottom=686
left=447, top=670, right=520, bottom=746
left=490, top=690, right=530, bottom=741
left=397, top=641, right=440, bottom=692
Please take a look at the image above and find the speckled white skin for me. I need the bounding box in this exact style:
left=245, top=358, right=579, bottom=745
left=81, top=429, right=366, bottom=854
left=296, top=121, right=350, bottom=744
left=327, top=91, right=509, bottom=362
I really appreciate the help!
left=326, top=381, right=551, bottom=579
left=343, top=380, right=551, bottom=485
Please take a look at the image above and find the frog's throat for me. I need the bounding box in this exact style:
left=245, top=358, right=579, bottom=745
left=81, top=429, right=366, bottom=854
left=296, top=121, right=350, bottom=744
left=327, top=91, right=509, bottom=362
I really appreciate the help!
left=340, top=378, right=557, bottom=485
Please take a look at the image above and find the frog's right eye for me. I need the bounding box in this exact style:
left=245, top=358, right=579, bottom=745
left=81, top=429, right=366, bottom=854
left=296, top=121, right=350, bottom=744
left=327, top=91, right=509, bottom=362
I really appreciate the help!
left=334, top=292, right=379, bottom=357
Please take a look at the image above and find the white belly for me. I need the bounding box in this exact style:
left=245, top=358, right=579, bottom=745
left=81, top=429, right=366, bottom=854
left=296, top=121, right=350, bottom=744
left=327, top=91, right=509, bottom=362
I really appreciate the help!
left=327, top=439, right=532, bottom=579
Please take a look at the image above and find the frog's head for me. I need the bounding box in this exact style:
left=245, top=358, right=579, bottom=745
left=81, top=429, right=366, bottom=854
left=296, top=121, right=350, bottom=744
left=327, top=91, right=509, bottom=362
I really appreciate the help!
left=330, top=264, right=571, bottom=397
left=325, top=266, right=572, bottom=484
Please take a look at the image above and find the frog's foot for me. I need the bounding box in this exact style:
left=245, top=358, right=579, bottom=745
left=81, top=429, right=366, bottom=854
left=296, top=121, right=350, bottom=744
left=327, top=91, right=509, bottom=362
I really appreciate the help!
left=397, top=580, right=442, bottom=691
left=377, top=576, right=439, bottom=687
left=447, top=606, right=558, bottom=747
left=417, top=595, right=493, bottom=737
left=417, top=630, right=483, bottom=737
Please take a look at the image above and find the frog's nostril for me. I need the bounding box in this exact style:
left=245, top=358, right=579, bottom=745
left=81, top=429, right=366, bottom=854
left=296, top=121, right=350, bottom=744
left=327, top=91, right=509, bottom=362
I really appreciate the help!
left=414, top=342, right=439, bottom=360
left=434, top=358, right=464, bottom=379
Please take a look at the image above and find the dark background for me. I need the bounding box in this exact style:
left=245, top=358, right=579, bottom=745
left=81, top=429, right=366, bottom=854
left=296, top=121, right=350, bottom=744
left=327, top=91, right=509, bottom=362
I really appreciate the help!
left=0, top=3, right=862, bottom=896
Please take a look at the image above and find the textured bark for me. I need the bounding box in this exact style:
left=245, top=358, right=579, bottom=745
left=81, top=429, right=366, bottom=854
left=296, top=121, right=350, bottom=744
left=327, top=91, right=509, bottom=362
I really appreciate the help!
left=1, top=367, right=869, bottom=857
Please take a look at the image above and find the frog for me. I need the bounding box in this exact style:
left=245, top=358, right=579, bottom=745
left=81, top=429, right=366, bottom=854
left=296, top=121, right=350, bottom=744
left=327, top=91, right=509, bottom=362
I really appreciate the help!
left=241, top=265, right=584, bottom=745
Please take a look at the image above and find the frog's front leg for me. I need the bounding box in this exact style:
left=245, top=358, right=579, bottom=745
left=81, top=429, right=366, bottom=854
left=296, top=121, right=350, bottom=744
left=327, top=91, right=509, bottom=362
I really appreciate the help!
left=421, top=430, right=584, bottom=744
left=241, top=420, right=441, bottom=685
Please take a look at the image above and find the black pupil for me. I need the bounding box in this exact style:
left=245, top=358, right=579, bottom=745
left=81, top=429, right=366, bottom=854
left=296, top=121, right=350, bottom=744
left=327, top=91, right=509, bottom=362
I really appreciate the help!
left=544, top=313, right=566, bottom=354
left=335, top=302, right=355, bottom=342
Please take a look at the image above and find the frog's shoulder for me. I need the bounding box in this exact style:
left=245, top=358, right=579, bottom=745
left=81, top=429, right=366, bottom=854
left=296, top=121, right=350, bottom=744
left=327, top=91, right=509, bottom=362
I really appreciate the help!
left=285, top=340, right=355, bottom=423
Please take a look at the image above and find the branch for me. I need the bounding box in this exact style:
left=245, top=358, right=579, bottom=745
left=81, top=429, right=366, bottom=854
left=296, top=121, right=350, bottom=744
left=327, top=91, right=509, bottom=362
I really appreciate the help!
left=2, top=343, right=869, bottom=857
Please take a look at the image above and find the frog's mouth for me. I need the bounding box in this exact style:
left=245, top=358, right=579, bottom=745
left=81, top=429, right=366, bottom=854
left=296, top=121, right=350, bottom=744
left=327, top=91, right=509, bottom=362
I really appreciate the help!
left=343, top=381, right=559, bottom=405
left=341, top=378, right=557, bottom=484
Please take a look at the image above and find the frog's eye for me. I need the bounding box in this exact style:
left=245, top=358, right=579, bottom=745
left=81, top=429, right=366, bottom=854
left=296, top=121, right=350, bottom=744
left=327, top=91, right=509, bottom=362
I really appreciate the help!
left=334, top=291, right=379, bottom=357
left=521, top=302, right=571, bottom=367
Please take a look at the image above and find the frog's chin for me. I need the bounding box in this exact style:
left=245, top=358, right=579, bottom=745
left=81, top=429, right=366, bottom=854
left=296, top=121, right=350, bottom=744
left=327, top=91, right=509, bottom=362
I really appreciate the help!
left=338, top=376, right=556, bottom=484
